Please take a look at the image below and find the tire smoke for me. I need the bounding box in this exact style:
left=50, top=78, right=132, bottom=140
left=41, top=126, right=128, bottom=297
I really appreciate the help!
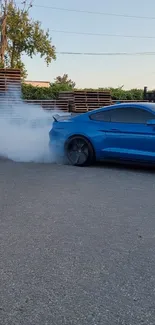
left=0, top=85, right=68, bottom=163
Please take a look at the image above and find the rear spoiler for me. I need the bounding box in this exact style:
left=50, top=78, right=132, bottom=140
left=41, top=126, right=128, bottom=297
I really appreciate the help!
left=53, top=113, right=72, bottom=122
left=53, top=115, right=58, bottom=122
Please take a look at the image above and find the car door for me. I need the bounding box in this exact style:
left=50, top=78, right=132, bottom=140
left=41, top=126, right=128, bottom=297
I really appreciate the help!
left=90, top=106, right=155, bottom=161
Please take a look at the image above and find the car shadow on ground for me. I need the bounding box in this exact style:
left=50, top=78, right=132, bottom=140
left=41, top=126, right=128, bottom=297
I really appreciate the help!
left=93, top=161, right=155, bottom=174
left=1, top=155, right=155, bottom=175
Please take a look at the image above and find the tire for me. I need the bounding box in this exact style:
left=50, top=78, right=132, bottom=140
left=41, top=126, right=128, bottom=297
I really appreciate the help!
left=65, top=136, right=95, bottom=167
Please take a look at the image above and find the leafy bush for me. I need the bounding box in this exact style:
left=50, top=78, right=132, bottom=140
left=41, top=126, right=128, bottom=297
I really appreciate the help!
left=22, top=83, right=74, bottom=100
left=107, top=87, right=144, bottom=100
left=21, top=83, right=144, bottom=101
left=83, top=87, right=144, bottom=100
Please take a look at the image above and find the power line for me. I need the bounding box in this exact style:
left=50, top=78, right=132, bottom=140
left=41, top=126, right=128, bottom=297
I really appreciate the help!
left=56, top=51, right=155, bottom=56
left=51, top=29, right=155, bottom=40
left=19, top=3, right=155, bottom=21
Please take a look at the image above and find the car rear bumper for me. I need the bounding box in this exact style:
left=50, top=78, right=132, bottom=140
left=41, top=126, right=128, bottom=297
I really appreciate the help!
left=49, top=139, right=65, bottom=158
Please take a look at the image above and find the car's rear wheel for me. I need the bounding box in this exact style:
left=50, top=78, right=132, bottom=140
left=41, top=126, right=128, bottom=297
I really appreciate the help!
left=65, top=136, right=94, bottom=167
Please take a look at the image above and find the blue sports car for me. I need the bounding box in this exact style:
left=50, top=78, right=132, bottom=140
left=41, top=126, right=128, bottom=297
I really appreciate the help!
left=49, top=102, right=155, bottom=167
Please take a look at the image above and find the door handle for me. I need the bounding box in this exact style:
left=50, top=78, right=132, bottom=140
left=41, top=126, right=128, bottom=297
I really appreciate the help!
left=111, top=128, right=120, bottom=131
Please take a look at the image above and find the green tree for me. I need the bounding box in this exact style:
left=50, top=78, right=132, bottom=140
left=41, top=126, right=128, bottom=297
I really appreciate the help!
left=54, top=74, right=76, bottom=89
left=0, top=0, right=56, bottom=77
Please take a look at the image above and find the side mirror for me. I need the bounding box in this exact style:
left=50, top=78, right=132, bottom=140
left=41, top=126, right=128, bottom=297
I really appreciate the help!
left=147, top=119, right=155, bottom=126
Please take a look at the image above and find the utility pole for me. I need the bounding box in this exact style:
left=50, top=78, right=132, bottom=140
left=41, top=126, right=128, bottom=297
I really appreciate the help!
left=0, top=0, right=7, bottom=66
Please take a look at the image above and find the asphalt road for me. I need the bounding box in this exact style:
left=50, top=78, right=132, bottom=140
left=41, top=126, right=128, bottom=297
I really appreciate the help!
left=1, top=159, right=155, bottom=325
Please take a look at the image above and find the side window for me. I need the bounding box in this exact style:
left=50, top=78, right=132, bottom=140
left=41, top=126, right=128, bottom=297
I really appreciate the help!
left=110, top=107, right=154, bottom=124
left=90, top=107, right=154, bottom=124
left=89, top=111, right=110, bottom=122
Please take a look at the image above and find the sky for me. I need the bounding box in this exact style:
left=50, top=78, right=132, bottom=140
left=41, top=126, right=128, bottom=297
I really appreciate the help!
left=21, top=0, right=155, bottom=89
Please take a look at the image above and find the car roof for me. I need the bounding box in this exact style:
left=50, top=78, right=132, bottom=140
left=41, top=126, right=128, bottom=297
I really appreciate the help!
left=87, top=102, right=155, bottom=114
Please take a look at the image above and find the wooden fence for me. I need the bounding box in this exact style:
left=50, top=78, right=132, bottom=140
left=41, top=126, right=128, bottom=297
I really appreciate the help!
left=24, top=91, right=112, bottom=112
left=72, top=90, right=112, bottom=112
left=24, top=99, right=69, bottom=112
left=112, top=99, right=147, bottom=104
left=0, top=68, right=148, bottom=112
left=0, top=68, right=21, bottom=92
left=0, top=69, right=111, bottom=111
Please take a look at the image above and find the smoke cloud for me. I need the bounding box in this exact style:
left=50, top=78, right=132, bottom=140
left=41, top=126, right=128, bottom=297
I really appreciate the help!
left=0, top=85, right=68, bottom=163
